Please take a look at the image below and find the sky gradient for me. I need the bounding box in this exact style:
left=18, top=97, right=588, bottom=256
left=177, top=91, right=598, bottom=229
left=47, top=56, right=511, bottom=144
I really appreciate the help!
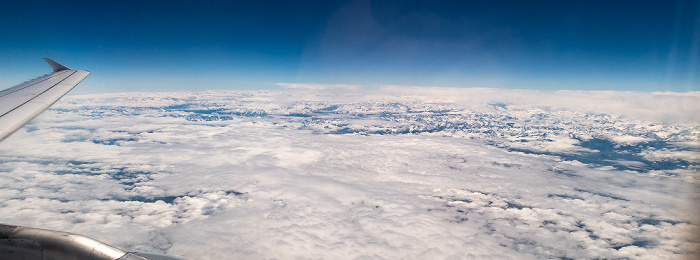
left=1, top=0, right=699, bottom=93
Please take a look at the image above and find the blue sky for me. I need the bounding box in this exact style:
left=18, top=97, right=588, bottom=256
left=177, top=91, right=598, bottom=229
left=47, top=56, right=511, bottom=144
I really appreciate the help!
left=1, top=0, right=698, bottom=93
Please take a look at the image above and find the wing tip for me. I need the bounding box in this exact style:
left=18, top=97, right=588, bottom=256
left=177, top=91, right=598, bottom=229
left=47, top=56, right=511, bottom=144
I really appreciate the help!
left=43, top=58, right=72, bottom=72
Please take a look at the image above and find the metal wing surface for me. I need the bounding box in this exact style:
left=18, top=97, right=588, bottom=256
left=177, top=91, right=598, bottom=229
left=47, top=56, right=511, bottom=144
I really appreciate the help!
left=0, top=59, right=187, bottom=260
left=0, top=58, right=90, bottom=142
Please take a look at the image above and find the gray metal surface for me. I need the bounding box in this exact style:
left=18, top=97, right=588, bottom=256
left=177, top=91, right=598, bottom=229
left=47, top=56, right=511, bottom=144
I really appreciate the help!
left=44, top=57, right=72, bottom=72
left=0, top=58, right=90, bottom=141
left=0, top=238, right=42, bottom=260
left=0, top=224, right=127, bottom=260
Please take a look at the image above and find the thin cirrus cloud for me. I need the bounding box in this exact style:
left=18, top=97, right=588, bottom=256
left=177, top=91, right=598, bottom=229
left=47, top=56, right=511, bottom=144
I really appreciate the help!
left=0, top=87, right=697, bottom=259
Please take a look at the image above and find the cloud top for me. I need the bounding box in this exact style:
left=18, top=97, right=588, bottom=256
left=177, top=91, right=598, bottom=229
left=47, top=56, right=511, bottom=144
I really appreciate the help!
left=0, top=89, right=697, bottom=259
left=275, top=82, right=361, bottom=91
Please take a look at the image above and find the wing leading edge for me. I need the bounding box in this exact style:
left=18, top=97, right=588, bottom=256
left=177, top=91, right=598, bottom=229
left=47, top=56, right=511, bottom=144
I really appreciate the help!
left=0, top=60, right=187, bottom=259
left=0, top=58, right=90, bottom=142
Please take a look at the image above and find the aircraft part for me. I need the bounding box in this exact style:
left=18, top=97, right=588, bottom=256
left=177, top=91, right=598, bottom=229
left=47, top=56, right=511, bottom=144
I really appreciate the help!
left=0, top=58, right=90, bottom=142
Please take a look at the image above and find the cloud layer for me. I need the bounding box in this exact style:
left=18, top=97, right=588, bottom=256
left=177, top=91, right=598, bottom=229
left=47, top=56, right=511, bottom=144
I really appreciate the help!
left=0, top=88, right=697, bottom=259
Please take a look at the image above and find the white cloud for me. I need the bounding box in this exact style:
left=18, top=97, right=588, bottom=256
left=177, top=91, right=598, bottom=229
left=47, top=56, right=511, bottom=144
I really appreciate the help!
left=0, top=89, right=697, bottom=259
left=275, top=82, right=361, bottom=91
left=378, top=86, right=700, bottom=124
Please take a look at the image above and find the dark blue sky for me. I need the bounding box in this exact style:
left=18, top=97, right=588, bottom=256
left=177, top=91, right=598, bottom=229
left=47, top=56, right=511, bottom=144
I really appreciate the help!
left=1, top=0, right=698, bottom=93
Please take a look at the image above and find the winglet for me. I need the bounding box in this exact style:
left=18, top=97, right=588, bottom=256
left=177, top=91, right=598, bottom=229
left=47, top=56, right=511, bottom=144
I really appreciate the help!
left=43, top=58, right=72, bottom=72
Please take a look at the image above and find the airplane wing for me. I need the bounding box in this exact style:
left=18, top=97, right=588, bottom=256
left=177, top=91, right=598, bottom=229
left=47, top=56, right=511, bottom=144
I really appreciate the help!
left=0, top=59, right=186, bottom=260
left=0, top=58, right=90, bottom=142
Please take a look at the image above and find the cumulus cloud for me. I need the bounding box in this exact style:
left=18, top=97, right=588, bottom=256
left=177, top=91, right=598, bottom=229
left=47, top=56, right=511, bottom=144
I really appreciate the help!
left=0, top=88, right=697, bottom=259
